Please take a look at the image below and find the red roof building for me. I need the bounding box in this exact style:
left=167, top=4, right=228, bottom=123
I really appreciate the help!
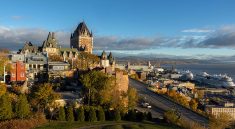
left=10, top=61, right=26, bottom=82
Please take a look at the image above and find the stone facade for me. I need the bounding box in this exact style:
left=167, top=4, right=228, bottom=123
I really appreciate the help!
left=115, top=70, right=129, bottom=93
left=42, top=32, right=59, bottom=55
left=19, top=42, right=38, bottom=54
left=100, top=50, right=116, bottom=70
left=70, top=22, right=93, bottom=54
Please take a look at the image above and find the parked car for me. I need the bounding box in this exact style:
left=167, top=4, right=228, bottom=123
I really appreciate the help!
left=141, top=102, right=152, bottom=108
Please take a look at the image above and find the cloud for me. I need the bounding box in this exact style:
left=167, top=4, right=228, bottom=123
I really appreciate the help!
left=94, top=25, right=235, bottom=50
left=0, top=26, right=70, bottom=50
left=197, top=25, right=235, bottom=48
left=94, top=36, right=167, bottom=50
left=11, top=16, right=23, bottom=20
left=182, top=28, right=214, bottom=33
left=0, top=25, right=235, bottom=51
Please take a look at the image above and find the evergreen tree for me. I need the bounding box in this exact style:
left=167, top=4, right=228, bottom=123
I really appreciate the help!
left=114, top=109, right=121, bottom=121
left=57, top=107, right=66, bottom=121
left=127, top=109, right=136, bottom=121
left=97, top=107, right=105, bottom=121
left=66, top=106, right=74, bottom=122
left=147, top=112, right=152, bottom=121
left=0, top=93, right=13, bottom=120
left=77, top=107, right=85, bottom=122
left=15, top=94, right=30, bottom=119
left=88, top=107, right=97, bottom=122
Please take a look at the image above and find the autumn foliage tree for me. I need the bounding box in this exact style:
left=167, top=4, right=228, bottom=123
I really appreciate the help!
left=48, top=54, right=63, bottom=62
left=0, top=83, right=7, bottom=97
left=209, top=113, right=232, bottom=129
left=189, top=99, right=198, bottom=111
left=29, top=83, right=60, bottom=112
left=73, top=52, right=100, bottom=70
left=128, top=87, right=138, bottom=110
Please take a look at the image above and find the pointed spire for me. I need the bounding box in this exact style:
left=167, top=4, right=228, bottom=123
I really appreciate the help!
left=101, top=50, right=107, bottom=60
left=47, top=32, right=52, bottom=40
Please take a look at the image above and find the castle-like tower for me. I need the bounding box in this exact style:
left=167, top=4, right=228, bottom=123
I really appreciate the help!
left=70, top=22, right=93, bottom=54
left=42, top=32, right=59, bottom=55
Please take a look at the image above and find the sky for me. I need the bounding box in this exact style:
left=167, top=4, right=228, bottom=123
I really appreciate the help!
left=0, top=0, right=235, bottom=58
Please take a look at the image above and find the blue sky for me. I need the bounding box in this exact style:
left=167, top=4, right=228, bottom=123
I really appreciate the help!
left=0, top=0, right=235, bottom=58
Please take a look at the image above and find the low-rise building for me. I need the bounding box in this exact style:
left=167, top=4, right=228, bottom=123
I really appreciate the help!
left=206, top=103, right=235, bottom=120
left=10, top=61, right=26, bottom=82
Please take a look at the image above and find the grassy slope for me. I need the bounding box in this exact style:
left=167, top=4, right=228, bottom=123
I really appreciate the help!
left=34, top=121, right=181, bottom=129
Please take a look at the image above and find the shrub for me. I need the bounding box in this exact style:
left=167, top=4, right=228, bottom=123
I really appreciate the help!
left=164, top=110, right=180, bottom=124
left=126, top=110, right=136, bottom=121
left=66, top=106, right=74, bottom=122
left=0, top=93, right=13, bottom=120
left=0, top=112, right=47, bottom=129
left=57, top=107, right=66, bottom=121
left=180, top=119, right=206, bottom=129
left=15, top=94, right=30, bottom=119
left=77, top=107, right=85, bottom=122
left=88, top=107, right=97, bottom=122
left=146, top=112, right=152, bottom=121
left=97, top=107, right=105, bottom=121
left=114, top=109, right=121, bottom=121
left=136, top=112, right=145, bottom=121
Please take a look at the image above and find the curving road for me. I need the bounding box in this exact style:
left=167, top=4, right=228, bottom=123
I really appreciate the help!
left=130, top=78, right=209, bottom=127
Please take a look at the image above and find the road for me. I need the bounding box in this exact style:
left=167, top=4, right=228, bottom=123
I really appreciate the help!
left=130, top=78, right=209, bottom=127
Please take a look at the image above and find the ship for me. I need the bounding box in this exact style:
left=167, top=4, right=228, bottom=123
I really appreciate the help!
left=179, top=70, right=194, bottom=81
left=194, top=72, right=235, bottom=87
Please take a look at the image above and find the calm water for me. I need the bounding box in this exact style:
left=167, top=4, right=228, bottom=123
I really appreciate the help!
left=163, top=63, right=235, bottom=80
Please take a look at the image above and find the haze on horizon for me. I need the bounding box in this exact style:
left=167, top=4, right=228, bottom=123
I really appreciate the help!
left=0, top=0, right=235, bottom=59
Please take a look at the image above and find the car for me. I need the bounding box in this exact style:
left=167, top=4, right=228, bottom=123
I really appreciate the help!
left=141, top=102, right=152, bottom=108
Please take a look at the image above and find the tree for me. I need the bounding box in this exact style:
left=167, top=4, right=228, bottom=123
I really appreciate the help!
left=189, top=99, right=198, bottom=111
left=114, top=109, right=121, bottom=121
left=48, top=54, right=63, bottom=62
left=147, top=112, right=152, bottom=121
left=15, top=94, right=30, bottom=119
left=0, top=93, right=13, bottom=120
left=57, top=107, right=66, bottom=121
left=97, top=107, right=105, bottom=121
left=66, top=106, right=74, bottom=122
left=197, top=90, right=205, bottom=99
left=30, top=83, right=60, bottom=112
left=209, top=113, right=232, bottom=129
left=77, top=107, right=85, bottom=122
left=164, top=110, right=180, bottom=124
left=126, top=109, right=136, bottom=121
left=88, top=107, right=97, bottom=122
left=128, top=87, right=138, bottom=110
left=0, top=83, right=7, bottom=97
